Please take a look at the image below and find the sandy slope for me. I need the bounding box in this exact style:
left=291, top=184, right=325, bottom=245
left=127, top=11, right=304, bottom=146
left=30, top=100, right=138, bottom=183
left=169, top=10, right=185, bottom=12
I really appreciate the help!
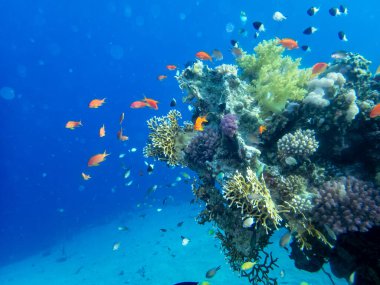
left=0, top=203, right=345, bottom=285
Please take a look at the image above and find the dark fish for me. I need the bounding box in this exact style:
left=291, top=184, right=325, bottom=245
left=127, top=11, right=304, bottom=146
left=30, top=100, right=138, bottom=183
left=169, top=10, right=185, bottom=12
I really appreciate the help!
left=177, top=221, right=184, bottom=227
left=252, top=21, right=265, bottom=32
left=331, top=50, right=348, bottom=59
left=145, top=161, right=154, bottom=174
left=338, top=31, right=348, bottom=41
left=301, top=45, right=311, bottom=52
left=173, top=283, right=199, bottom=285
left=160, top=228, right=167, bottom=232
left=303, top=26, right=317, bottom=35
left=307, top=7, right=319, bottom=16
left=329, top=7, right=341, bottom=16
left=339, top=5, right=348, bottom=15
left=190, top=198, right=195, bottom=204
left=230, top=39, right=238, bottom=47
left=205, top=265, right=221, bottom=278
left=170, top=98, right=176, bottom=107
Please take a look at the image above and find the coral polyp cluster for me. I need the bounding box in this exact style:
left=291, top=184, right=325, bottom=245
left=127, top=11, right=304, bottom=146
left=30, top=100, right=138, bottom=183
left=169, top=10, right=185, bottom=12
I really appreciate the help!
left=277, top=129, right=319, bottom=160
left=145, top=39, right=380, bottom=284
left=312, top=176, right=380, bottom=235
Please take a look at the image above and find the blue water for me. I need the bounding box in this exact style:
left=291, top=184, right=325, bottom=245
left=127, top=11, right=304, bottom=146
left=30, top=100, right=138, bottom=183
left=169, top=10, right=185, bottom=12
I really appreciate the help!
left=0, top=0, right=379, bottom=270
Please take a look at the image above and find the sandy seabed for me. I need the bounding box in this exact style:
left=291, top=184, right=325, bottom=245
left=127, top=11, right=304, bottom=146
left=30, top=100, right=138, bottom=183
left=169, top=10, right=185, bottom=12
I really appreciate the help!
left=0, top=203, right=346, bottom=285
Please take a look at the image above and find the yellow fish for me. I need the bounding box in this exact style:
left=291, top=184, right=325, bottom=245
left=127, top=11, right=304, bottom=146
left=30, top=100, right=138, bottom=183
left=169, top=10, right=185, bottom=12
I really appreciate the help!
left=241, top=261, right=257, bottom=271
left=81, top=172, right=91, bottom=180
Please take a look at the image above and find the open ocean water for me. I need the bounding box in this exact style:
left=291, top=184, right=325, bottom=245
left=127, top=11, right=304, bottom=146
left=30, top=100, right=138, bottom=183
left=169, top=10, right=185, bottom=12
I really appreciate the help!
left=1, top=1, right=379, bottom=285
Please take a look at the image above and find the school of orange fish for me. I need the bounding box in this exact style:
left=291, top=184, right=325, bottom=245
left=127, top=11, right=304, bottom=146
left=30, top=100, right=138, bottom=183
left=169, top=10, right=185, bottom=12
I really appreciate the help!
left=65, top=33, right=380, bottom=181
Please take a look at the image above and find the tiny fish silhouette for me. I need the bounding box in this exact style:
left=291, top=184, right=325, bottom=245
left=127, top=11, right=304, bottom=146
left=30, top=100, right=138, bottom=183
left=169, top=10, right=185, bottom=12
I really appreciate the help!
left=205, top=265, right=221, bottom=278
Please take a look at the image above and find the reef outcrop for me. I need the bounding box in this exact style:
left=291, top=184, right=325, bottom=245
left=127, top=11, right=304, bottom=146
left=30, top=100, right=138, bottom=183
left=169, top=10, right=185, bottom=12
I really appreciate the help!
left=144, top=39, right=380, bottom=285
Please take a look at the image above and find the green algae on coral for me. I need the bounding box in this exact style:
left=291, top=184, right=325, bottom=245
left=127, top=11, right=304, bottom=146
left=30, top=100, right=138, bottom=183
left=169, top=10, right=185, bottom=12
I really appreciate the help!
left=237, top=39, right=311, bottom=113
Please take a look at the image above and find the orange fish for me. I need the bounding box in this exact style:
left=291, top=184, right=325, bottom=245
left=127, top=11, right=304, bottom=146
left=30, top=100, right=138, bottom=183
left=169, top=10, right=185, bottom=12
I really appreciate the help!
left=196, top=51, right=212, bottom=62
left=166, top=65, right=177, bottom=71
left=89, top=98, right=106, bottom=108
left=157, top=75, right=167, bottom=81
left=120, top=112, right=125, bottom=124
left=81, top=172, right=91, bottom=180
left=130, top=101, right=148, bottom=109
left=258, top=125, right=267, bottom=135
left=194, top=115, right=208, bottom=131
left=370, top=103, right=380, bottom=118
left=65, top=120, right=82, bottom=130
left=276, top=37, right=299, bottom=50
left=88, top=151, right=110, bottom=167
left=99, top=124, right=106, bottom=137
left=143, top=97, right=159, bottom=110
left=312, top=62, right=328, bottom=77
left=117, top=128, right=129, bottom=141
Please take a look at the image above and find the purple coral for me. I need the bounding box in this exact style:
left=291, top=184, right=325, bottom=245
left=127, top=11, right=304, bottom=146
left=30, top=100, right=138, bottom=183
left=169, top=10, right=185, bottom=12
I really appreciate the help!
left=220, top=113, right=238, bottom=138
left=185, top=128, right=220, bottom=167
left=312, top=176, right=380, bottom=235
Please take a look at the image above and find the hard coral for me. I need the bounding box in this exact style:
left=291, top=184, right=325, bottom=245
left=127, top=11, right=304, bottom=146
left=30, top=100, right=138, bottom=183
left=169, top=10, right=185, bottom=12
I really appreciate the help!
left=312, top=176, right=380, bottom=235
left=223, top=167, right=282, bottom=233
left=277, top=129, right=319, bottom=160
left=220, top=113, right=238, bottom=138
left=143, top=110, right=190, bottom=166
left=185, top=128, right=220, bottom=168
left=237, top=39, right=311, bottom=114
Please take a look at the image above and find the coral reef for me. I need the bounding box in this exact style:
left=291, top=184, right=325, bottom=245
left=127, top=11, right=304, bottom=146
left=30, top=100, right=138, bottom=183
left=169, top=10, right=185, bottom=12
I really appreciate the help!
left=220, top=113, right=238, bottom=138
left=327, top=52, right=372, bottom=95
left=312, top=176, right=380, bottom=235
left=145, top=39, right=380, bottom=284
left=237, top=39, right=311, bottom=113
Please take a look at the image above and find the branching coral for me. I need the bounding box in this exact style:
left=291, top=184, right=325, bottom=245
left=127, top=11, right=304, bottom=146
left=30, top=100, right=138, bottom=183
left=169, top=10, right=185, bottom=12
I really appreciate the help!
left=237, top=39, right=311, bottom=113
left=223, top=167, right=282, bottom=233
left=144, top=110, right=192, bottom=166
left=241, top=250, right=279, bottom=285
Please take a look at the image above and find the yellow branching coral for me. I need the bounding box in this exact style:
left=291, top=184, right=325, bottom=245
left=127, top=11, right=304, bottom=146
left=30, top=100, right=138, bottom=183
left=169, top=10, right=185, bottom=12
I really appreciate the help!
left=237, top=39, right=311, bottom=114
left=286, top=219, right=332, bottom=250
left=223, top=167, right=282, bottom=233
left=143, top=110, right=189, bottom=166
